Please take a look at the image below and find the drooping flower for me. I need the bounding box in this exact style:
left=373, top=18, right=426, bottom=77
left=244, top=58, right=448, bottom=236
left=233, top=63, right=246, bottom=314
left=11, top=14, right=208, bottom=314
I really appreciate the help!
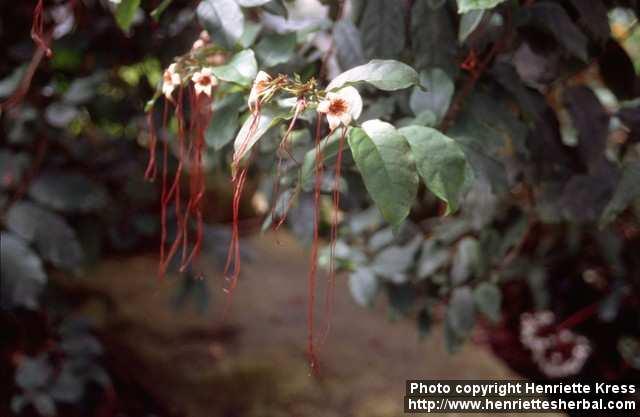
left=192, top=67, right=218, bottom=97
left=519, top=311, right=592, bottom=378
left=317, top=86, right=362, bottom=131
left=248, top=71, right=273, bottom=113
left=162, top=63, right=181, bottom=100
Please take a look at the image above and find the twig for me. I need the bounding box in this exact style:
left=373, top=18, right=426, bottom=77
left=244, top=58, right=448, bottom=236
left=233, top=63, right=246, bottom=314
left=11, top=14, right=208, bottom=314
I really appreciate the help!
left=0, top=38, right=50, bottom=112
left=439, top=10, right=512, bottom=133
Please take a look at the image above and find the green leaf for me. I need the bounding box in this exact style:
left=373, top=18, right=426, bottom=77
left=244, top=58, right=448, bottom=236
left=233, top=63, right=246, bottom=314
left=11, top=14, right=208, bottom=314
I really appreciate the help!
left=402, top=110, right=438, bottom=128
left=115, top=0, right=141, bottom=33
left=473, top=282, right=501, bottom=323
left=15, top=355, right=53, bottom=390
left=32, top=393, right=56, bottom=417
left=444, top=314, right=464, bottom=353
left=206, top=93, right=244, bottom=150
left=409, top=68, right=455, bottom=123
left=458, top=9, right=485, bottom=43
left=601, top=162, right=640, bottom=226
left=496, top=216, right=528, bottom=258
left=63, top=74, right=104, bottom=105
left=197, top=0, right=245, bottom=49
left=522, top=3, right=589, bottom=62
left=447, top=94, right=518, bottom=195
left=399, top=125, right=473, bottom=214
left=255, top=32, right=297, bottom=68
left=417, top=239, right=450, bottom=280
left=50, top=366, right=84, bottom=403
left=348, top=267, right=378, bottom=307
left=333, top=19, right=365, bottom=70
left=45, top=102, right=79, bottom=128
left=7, top=202, right=84, bottom=269
left=451, top=237, right=480, bottom=284
left=0, top=65, right=27, bottom=98
left=327, top=60, right=419, bottom=91
left=1, top=232, right=47, bottom=310
left=28, top=172, right=109, bottom=213
left=387, top=284, right=416, bottom=317
left=446, top=286, right=475, bottom=338
left=239, top=21, right=262, bottom=48
left=371, top=235, right=422, bottom=283
left=411, top=0, right=458, bottom=75
left=457, top=0, right=506, bottom=14
left=359, top=0, right=405, bottom=59
left=212, top=49, right=257, bottom=87
left=348, top=120, right=418, bottom=228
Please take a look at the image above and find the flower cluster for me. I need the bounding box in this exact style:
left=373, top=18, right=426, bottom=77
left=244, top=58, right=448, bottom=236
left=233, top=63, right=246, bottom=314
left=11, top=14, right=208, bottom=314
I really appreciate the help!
left=246, top=71, right=362, bottom=131
left=161, top=63, right=218, bottom=101
left=520, top=311, right=592, bottom=378
left=159, top=26, right=363, bottom=131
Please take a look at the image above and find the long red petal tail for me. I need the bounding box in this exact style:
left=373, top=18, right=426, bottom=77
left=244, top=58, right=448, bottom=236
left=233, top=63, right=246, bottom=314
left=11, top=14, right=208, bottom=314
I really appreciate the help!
left=321, top=126, right=347, bottom=345
left=307, top=113, right=325, bottom=374
left=1, top=1, right=52, bottom=110
left=180, top=89, right=199, bottom=266
left=144, top=110, right=158, bottom=181
left=31, top=0, right=52, bottom=58
left=222, top=110, right=261, bottom=313
left=271, top=100, right=304, bottom=231
left=159, top=89, right=187, bottom=278
left=222, top=166, right=248, bottom=318
left=158, top=102, right=170, bottom=275
left=181, top=94, right=212, bottom=270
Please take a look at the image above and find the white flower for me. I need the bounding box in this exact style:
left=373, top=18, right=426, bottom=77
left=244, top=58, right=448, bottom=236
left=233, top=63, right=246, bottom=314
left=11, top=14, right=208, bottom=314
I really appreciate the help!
left=317, top=86, right=362, bottom=131
left=192, top=67, right=218, bottom=97
left=110, top=0, right=122, bottom=4
left=248, top=71, right=272, bottom=113
left=162, top=63, right=181, bottom=100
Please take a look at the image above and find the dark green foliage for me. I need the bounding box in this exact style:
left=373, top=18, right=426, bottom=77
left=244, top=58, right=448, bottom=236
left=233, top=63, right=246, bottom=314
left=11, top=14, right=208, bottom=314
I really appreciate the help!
left=3, top=0, right=640, bottom=407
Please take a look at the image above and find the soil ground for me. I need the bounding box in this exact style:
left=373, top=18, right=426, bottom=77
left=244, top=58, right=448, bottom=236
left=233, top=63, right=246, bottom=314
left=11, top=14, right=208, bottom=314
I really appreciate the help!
left=63, top=231, right=563, bottom=417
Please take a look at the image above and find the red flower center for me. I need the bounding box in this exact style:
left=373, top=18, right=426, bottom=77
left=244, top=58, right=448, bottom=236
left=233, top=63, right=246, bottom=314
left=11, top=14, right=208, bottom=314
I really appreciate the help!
left=199, top=75, right=211, bottom=86
left=328, top=98, right=348, bottom=115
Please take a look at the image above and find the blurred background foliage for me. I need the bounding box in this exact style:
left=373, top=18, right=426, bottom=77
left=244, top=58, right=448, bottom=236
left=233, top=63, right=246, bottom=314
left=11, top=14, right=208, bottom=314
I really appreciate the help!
left=2, top=0, right=640, bottom=416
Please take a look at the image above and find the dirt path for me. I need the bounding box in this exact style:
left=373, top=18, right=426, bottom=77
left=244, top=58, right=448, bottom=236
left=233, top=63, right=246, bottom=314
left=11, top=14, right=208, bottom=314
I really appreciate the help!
left=65, top=231, right=562, bottom=417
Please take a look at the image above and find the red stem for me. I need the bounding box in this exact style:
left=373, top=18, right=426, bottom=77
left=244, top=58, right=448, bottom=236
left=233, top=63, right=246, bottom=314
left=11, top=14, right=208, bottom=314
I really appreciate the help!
left=307, top=113, right=325, bottom=374
left=555, top=302, right=599, bottom=331
left=321, top=126, right=347, bottom=345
